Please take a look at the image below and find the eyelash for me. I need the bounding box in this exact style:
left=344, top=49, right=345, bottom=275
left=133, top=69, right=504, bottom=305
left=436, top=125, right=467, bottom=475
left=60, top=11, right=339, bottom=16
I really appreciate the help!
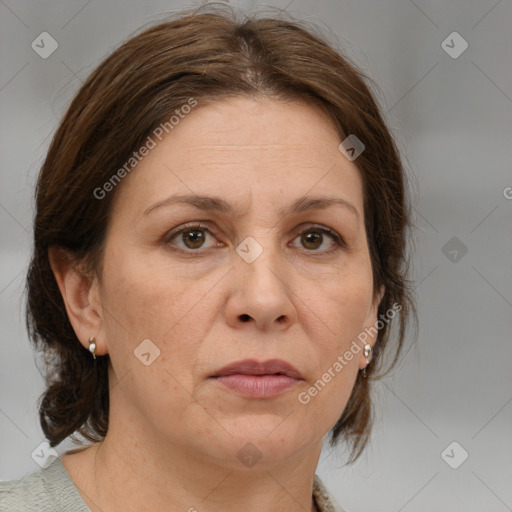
left=164, top=222, right=346, bottom=256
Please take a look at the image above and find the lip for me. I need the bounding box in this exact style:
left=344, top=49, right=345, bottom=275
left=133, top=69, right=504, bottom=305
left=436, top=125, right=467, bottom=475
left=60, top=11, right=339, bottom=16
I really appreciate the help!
left=212, top=359, right=303, bottom=379
left=211, top=359, right=304, bottom=399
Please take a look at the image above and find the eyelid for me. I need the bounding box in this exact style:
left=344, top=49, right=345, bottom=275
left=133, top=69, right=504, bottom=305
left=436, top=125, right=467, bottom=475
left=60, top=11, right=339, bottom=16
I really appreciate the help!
left=289, top=223, right=346, bottom=255
left=165, top=221, right=346, bottom=253
left=292, top=222, right=345, bottom=245
left=165, top=221, right=218, bottom=244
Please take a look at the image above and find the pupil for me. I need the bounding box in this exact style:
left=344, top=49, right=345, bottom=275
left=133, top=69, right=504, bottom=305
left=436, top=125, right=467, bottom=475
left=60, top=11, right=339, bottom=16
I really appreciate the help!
left=303, top=231, right=321, bottom=249
left=185, top=230, right=204, bottom=248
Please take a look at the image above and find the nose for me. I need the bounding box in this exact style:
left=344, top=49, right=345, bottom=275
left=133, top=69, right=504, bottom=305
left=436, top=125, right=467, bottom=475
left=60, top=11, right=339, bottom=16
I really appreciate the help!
left=224, top=243, right=297, bottom=332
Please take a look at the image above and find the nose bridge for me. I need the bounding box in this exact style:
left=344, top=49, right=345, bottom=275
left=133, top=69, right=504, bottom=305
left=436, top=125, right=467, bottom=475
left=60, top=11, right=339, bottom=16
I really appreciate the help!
left=236, top=230, right=287, bottom=294
left=228, top=229, right=297, bottom=330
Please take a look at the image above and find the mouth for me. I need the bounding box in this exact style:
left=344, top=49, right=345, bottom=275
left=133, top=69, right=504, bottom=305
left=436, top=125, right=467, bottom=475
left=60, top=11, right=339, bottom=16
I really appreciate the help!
left=211, top=359, right=304, bottom=399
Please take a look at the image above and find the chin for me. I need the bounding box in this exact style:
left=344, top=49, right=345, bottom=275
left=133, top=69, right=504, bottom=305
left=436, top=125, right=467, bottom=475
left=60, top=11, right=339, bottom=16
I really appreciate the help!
left=215, top=417, right=317, bottom=465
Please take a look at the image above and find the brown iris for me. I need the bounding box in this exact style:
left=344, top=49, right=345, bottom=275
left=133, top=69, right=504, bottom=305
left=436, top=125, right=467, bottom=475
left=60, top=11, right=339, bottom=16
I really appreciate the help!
left=300, top=231, right=322, bottom=250
left=182, top=229, right=206, bottom=249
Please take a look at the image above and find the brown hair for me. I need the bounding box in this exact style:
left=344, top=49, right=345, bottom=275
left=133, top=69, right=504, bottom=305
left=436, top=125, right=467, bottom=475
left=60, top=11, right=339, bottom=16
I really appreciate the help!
left=26, top=4, right=416, bottom=464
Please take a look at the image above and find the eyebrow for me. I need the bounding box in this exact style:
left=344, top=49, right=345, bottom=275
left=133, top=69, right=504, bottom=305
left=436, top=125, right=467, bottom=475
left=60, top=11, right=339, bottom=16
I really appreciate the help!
left=144, top=194, right=359, bottom=219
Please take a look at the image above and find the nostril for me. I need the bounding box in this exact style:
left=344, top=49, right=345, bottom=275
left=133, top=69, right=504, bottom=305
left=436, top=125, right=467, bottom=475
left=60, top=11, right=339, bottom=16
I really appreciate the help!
left=240, top=314, right=251, bottom=322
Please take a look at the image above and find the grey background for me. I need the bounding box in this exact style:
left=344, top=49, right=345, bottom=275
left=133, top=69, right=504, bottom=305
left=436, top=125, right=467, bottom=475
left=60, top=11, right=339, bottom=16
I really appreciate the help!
left=1, top=0, right=511, bottom=510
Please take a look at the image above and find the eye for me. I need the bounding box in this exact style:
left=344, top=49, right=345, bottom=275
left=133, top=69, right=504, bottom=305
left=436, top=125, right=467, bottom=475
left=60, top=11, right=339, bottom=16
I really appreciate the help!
left=165, top=222, right=345, bottom=255
left=166, top=222, right=221, bottom=251
left=290, top=224, right=345, bottom=254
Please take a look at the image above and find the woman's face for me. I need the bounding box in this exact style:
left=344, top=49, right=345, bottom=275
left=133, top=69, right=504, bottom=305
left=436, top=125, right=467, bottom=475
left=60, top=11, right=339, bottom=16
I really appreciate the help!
left=90, top=97, right=381, bottom=468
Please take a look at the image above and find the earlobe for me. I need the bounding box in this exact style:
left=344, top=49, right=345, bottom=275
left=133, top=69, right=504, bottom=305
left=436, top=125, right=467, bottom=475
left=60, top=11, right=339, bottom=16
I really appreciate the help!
left=48, top=246, right=105, bottom=356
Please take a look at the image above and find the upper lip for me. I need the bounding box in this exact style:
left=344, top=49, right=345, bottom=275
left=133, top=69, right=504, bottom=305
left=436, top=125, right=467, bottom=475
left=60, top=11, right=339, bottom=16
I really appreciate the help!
left=212, top=359, right=303, bottom=379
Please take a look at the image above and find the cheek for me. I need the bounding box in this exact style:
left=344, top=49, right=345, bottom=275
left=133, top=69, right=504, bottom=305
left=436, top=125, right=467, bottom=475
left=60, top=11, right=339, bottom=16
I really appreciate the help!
left=292, top=266, right=373, bottom=427
left=296, top=353, right=359, bottom=435
left=99, top=249, right=211, bottom=376
left=100, top=254, right=218, bottom=424
left=316, top=262, right=374, bottom=348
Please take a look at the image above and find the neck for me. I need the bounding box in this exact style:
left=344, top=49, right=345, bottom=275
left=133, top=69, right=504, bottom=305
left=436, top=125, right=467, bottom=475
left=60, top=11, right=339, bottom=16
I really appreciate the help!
left=66, top=417, right=324, bottom=512
left=91, top=438, right=320, bottom=512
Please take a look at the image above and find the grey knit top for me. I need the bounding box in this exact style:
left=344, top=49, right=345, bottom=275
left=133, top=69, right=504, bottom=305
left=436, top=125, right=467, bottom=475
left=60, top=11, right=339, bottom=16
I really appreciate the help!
left=0, top=457, right=345, bottom=511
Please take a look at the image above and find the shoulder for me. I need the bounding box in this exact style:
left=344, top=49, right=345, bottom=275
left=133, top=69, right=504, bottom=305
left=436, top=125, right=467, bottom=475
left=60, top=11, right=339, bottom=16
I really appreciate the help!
left=0, top=467, right=48, bottom=512
left=313, top=474, right=347, bottom=512
left=0, top=458, right=89, bottom=512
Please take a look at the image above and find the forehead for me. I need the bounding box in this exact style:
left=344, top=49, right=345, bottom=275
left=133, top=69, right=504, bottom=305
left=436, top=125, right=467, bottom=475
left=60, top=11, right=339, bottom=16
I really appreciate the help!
left=109, top=97, right=365, bottom=219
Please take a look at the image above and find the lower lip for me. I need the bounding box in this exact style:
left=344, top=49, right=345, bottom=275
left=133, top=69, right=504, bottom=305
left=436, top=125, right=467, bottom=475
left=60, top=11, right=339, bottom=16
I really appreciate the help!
left=213, top=374, right=301, bottom=398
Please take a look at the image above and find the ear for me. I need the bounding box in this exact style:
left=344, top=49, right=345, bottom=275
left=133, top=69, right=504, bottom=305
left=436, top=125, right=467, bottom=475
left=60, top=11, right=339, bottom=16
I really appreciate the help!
left=358, top=284, right=385, bottom=370
left=374, top=284, right=385, bottom=312
left=48, top=246, right=107, bottom=356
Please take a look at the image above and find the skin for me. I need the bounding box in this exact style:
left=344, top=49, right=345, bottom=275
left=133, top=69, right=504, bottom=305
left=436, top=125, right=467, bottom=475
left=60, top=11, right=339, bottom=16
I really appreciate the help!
left=50, top=96, right=383, bottom=512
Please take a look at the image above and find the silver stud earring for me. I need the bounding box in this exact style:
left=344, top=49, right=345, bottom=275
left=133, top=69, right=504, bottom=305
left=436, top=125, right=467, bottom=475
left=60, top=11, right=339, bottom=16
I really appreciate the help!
left=362, top=344, right=372, bottom=378
left=88, top=337, right=97, bottom=359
